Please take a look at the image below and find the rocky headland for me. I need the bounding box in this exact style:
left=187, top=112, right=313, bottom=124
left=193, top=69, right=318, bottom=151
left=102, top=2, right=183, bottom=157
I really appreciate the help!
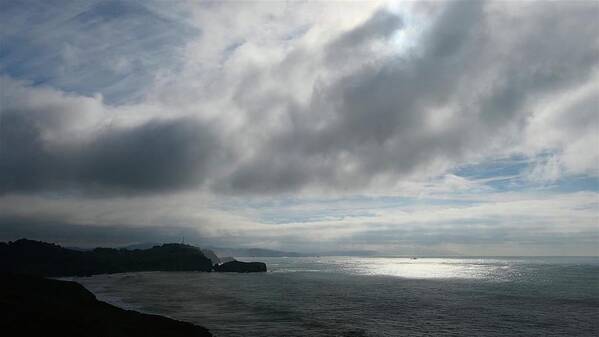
left=0, top=238, right=266, bottom=276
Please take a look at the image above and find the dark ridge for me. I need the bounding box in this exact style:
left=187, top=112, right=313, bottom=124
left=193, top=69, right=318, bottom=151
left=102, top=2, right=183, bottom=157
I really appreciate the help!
left=0, top=238, right=213, bottom=277
left=0, top=273, right=212, bottom=337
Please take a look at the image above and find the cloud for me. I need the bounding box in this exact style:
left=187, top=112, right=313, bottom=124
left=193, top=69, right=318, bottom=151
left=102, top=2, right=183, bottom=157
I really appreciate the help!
left=2, top=1, right=598, bottom=197
left=218, top=1, right=599, bottom=194
left=1, top=1, right=598, bottom=254
left=0, top=0, right=198, bottom=103
left=1, top=189, right=596, bottom=255
left=523, top=77, right=599, bottom=180
left=0, top=78, right=222, bottom=194
left=2, top=1, right=597, bottom=197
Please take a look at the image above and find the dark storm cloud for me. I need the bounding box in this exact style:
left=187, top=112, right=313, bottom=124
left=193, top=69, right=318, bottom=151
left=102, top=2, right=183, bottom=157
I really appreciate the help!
left=220, top=1, right=599, bottom=194
left=0, top=108, right=220, bottom=194
left=79, top=118, right=219, bottom=193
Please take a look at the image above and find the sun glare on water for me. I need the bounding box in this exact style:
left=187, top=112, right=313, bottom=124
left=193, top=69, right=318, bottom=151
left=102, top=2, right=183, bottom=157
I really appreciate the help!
left=338, top=257, right=506, bottom=280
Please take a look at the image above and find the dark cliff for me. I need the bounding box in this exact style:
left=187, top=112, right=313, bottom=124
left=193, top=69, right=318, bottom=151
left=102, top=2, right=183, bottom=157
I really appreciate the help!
left=0, top=273, right=212, bottom=337
left=0, top=239, right=213, bottom=277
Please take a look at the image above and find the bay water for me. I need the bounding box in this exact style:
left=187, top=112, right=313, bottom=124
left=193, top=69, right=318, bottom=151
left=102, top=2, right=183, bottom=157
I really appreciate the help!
left=74, top=256, right=599, bottom=336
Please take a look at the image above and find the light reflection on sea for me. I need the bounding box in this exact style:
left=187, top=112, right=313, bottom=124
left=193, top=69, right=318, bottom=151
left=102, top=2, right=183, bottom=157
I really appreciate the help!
left=265, top=256, right=527, bottom=280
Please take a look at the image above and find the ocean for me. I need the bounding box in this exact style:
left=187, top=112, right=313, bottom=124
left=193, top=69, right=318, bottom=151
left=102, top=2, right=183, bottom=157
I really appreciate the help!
left=74, top=257, right=599, bottom=336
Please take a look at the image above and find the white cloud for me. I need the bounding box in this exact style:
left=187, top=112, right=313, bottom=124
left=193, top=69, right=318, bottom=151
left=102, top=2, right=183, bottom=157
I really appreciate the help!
left=524, top=76, right=599, bottom=180
left=1, top=1, right=598, bottom=254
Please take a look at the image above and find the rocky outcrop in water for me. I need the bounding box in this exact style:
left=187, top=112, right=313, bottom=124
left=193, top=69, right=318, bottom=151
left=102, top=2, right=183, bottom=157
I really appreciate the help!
left=0, top=273, right=212, bottom=337
left=214, top=260, right=267, bottom=273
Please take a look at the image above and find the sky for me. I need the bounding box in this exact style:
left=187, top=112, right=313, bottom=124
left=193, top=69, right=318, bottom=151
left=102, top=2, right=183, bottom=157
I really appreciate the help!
left=0, top=0, right=597, bottom=255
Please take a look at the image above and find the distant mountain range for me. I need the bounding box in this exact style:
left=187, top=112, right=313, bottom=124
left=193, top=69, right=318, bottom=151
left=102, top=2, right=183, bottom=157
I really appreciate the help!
left=210, top=247, right=304, bottom=257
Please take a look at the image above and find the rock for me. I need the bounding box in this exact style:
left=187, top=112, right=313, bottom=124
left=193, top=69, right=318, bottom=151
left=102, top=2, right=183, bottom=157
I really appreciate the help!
left=0, top=273, right=212, bottom=337
left=214, top=260, right=267, bottom=273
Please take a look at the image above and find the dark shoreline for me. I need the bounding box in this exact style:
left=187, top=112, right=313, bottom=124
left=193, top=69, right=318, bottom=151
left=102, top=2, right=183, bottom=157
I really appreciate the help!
left=0, top=273, right=212, bottom=337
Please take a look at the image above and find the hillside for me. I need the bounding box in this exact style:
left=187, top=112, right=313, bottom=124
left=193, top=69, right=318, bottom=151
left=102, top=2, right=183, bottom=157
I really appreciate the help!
left=0, top=273, right=212, bottom=337
left=0, top=239, right=213, bottom=277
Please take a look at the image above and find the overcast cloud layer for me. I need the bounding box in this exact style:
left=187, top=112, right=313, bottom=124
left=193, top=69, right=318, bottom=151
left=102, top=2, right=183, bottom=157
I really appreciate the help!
left=1, top=1, right=597, bottom=255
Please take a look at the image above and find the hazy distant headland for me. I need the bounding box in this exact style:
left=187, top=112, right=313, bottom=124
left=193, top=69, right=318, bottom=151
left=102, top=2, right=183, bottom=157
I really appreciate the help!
left=210, top=246, right=377, bottom=258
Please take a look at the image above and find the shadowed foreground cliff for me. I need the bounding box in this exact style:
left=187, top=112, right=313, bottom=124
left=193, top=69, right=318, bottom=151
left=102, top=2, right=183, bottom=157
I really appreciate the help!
left=0, top=273, right=212, bottom=337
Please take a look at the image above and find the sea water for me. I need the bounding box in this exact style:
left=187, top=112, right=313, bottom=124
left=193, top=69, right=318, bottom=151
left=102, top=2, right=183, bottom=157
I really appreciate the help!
left=75, top=257, right=599, bottom=336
